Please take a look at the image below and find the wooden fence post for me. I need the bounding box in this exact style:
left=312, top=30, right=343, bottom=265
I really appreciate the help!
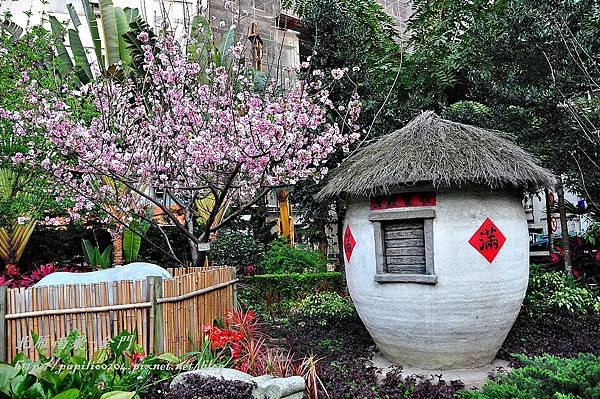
left=147, top=276, right=164, bottom=354
left=0, top=286, right=7, bottom=363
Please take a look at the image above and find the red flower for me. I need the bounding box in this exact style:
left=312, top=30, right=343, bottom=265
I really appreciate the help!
left=125, top=351, right=145, bottom=369
left=5, top=264, right=19, bottom=277
left=202, top=325, right=213, bottom=335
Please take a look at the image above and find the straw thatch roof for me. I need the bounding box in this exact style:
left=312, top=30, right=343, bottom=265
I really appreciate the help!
left=318, top=111, right=555, bottom=199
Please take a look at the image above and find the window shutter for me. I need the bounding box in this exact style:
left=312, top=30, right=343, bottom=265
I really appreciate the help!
left=383, top=220, right=426, bottom=274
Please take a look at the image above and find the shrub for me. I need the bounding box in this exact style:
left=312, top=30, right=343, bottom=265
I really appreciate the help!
left=526, top=265, right=598, bottom=316
left=460, top=354, right=600, bottom=399
left=209, top=230, right=265, bottom=274
left=262, top=238, right=327, bottom=274
left=294, top=292, right=355, bottom=325
left=167, top=375, right=255, bottom=399
left=238, top=272, right=344, bottom=319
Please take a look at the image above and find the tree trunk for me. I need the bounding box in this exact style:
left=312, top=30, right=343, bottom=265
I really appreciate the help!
left=335, top=200, right=347, bottom=290
left=556, top=178, right=573, bottom=275
left=112, top=232, right=124, bottom=266
left=545, top=189, right=554, bottom=253
left=185, top=206, right=199, bottom=267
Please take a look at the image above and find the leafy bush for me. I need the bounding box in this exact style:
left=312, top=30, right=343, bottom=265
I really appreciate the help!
left=294, top=292, right=355, bottom=325
left=167, top=375, right=255, bottom=399
left=262, top=238, right=327, bottom=274
left=238, top=272, right=344, bottom=319
left=0, top=330, right=176, bottom=399
left=460, top=354, right=600, bottom=399
left=526, top=265, right=599, bottom=316
left=209, top=230, right=264, bottom=273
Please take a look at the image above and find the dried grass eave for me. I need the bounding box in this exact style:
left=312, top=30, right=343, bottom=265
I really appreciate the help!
left=318, top=111, right=555, bottom=200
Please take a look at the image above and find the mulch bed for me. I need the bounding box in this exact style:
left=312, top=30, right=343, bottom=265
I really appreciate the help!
left=498, top=308, right=600, bottom=364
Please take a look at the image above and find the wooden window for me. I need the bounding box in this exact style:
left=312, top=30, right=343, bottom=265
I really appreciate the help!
left=370, top=208, right=436, bottom=284
left=382, top=220, right=426, bottom=274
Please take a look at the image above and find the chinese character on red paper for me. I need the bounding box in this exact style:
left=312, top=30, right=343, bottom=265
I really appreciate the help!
left=370, top=192, right=436, bottom=210
left=343, top=225, right=356, bottom=262
left=468, top=218, right=506, bottom=263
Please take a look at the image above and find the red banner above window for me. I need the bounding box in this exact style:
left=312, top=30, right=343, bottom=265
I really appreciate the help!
left=370, top=192, right=436, bottom=210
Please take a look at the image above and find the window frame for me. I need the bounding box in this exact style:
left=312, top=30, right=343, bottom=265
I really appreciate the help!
left=370, top=208, right=437, bottom=284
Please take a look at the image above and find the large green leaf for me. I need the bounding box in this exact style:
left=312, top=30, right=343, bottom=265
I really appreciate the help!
left=1, top=20, right=23, bottom=42
left=123, top=227, right=141, bottom=263
left=123, top=19, right=156, bottom=74
left=66, top=3, right=81, bottom=28
left=123, top=7, right=140, bottom=23
left=81, top=239, right=99, bottom=265
left=98, top=0, right=120, bottom=67
left=0, top=169, right=15, bottom=200
left=68, top=28, right=93, bottom=83
left=100, top=244, right=112, bottom=268
left=114, top=7, right=132, bottom=68
left=51, top=389, right=81, bottom=399
left=81, top=0, right=102, bottom=69
left=100, top=392, right=135, bottom=399
left=189, top=15, right=214, bottom=64
left=0, top=364, right=18, bottom=396
left=24, top=382, right=45, bottom=399
left=219, top=25, right=235, bottom=58
left=49, top=16, right=73, bottom=77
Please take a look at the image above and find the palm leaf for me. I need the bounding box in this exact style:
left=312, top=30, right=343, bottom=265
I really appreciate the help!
left=123, top=7, right=140, bottom=23
left=66, top=3, right=81, bottom=28
left=49, top=16, right=73, bottom=77
left=98, top=0, right=120, bottom=67
left=123, top=226, right=142, bottom=263
left=81, top=0, right=103, bottom=69
left=123, top=19, right=156, bottom=74
left=0, top=169, right=14, bottom=200
left=68, top=28, right=93, bottom=83
left=114, top=7, right=132, bottom=68
left=1, top=20, right=23, bottom=43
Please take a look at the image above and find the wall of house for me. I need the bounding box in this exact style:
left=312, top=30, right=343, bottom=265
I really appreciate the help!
left=1, top=0, right=300, bottom=76
left=343, top=188, right=528, bottom=369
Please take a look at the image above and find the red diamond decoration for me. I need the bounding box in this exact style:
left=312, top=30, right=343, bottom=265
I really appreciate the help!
left=468, top=218, right=506, bottom=263
left=343, top=225, right=356, bottom=262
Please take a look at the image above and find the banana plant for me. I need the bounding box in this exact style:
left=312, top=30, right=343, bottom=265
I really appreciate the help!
left=189, top=14, right=235, bottom=68
left=122, top=218, right=150, bottom=263
left=50, top=0, right=143, bottom=84
left=0, top=169, right=37, bottom=269
left=1, top=19, right=24, bottom=43
left=0, top=221, right=36, bottom=268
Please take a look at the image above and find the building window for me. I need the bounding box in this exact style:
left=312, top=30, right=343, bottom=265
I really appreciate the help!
left=370, top=208, right=436, bottom=284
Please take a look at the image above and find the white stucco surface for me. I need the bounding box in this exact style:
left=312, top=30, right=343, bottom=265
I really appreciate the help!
left=33, top=262, right=171, bottom=288
left=344, top=189, right=529, bottom=369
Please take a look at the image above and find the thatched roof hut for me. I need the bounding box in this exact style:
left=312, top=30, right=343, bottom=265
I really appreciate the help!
left=319, top=111, right=555, bottom=198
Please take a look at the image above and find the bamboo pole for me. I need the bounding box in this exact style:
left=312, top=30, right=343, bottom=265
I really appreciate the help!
left=148, top=276, right=164, bottom=354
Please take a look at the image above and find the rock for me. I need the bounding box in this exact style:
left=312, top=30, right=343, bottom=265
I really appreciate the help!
left=170, top=367, right=253, bottom=387
left=170, top=368, right=305, bottom=399
left=255, top=376, right=305, bottom=398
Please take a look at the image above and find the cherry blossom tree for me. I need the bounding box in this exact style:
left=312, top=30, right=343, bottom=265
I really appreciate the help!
left=3, top=32, right=361, bottom=266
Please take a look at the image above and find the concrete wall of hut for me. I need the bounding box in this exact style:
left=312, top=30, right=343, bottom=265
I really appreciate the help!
left=343, top=188, right=529, bottom=369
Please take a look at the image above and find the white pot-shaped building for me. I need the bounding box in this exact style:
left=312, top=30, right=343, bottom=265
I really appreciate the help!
left=319, top=112, right=554, bottom=369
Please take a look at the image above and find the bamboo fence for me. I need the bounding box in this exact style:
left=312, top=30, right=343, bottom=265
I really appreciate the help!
left=0, top=266, right=236, bottom=363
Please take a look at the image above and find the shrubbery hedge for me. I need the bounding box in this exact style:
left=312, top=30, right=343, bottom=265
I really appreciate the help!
left=237, top=272, right=344, bottom=318
left=460, top=354, right=600, bottom=399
